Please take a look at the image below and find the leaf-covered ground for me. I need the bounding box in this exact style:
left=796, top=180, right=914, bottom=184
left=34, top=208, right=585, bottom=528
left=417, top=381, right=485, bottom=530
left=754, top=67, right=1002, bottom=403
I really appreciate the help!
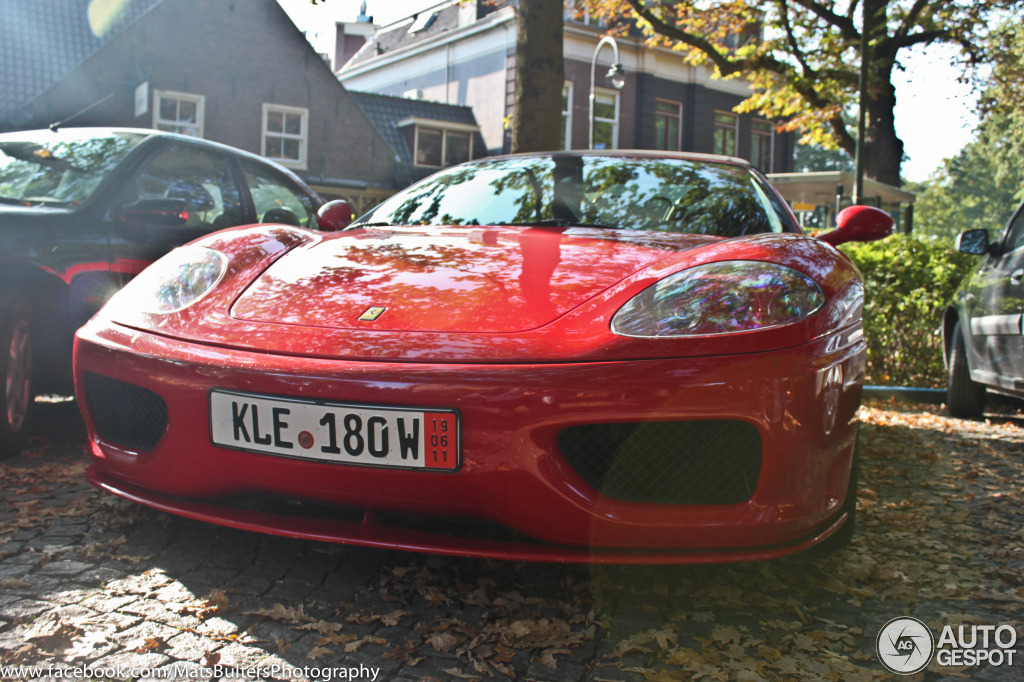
left=0, top=397, right=1022, bottom=680
left=589, top=399, right=1024, bottom=680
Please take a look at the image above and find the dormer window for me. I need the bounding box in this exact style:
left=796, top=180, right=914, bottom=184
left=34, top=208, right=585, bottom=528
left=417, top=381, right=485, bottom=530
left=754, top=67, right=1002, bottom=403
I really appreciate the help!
left=398, top=118, right=478, bottom=168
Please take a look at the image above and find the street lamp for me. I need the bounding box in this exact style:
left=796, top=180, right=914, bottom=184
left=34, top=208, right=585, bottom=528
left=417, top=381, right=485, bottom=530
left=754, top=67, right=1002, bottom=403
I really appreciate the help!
left=852, top=0, right=868, bottom=205
left=589, top=35, right=626, bottom=150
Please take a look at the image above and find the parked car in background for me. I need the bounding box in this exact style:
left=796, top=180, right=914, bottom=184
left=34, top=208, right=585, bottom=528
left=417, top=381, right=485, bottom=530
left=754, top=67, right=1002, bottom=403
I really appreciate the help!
left=0, top=127, right=324, bottom=456
left=945, top=199, right=1024, bottom=418
left=75, top=150, right=893, bottom=563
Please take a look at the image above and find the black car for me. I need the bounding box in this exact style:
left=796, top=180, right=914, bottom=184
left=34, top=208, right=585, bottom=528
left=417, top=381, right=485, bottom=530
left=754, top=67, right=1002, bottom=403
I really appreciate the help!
left=0, top=127, right=324, bottom=456
left=945, top=199, right=1024, bottom=418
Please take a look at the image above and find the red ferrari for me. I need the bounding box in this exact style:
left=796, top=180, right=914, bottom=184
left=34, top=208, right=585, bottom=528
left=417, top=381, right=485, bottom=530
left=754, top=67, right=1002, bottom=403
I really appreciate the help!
left=74, top=151, right=892, bottom=564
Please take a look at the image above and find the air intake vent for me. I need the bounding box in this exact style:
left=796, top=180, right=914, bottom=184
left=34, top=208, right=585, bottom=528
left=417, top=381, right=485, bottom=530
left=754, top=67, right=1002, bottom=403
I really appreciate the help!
left=558, top=420, right=761, bottom=505
left=84, top=373, right=168, bottom=451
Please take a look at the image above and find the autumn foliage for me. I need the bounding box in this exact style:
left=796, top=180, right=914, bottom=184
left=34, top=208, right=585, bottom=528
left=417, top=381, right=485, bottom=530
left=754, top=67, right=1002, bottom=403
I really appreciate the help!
left=572, top=0, right=1024, bottom=187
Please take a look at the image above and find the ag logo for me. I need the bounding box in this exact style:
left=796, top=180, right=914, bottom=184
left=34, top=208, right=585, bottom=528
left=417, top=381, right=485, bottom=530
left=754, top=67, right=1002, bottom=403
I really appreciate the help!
left=877, top=617, right=935, bottom=675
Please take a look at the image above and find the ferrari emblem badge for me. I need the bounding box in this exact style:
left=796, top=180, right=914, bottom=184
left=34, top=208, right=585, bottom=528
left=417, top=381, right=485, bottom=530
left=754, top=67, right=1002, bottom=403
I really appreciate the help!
left=358, top=306, right=387, bottom=321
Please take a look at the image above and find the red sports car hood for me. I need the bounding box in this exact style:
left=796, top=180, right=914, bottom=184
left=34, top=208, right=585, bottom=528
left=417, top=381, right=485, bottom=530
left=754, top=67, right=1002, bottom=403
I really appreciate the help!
left=231, top=226, right=714, bottom=333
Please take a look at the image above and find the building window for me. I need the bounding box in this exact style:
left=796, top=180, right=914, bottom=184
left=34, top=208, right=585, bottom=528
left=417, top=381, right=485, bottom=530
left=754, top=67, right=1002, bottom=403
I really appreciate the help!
left=654, top=99, right=682, bottom=151
left=445, top=131, right=471, bottom=165
left=415, top=127, right=473, bottom=167
left=561, top=83, right=573, bottom=150
left=564, top=2, right=610, bottom=27
left=416, top=128, right=443, bottom=166
left=751, top=119, right=774, bottom=171
left=262, top=104, right=308, bottom=169
left=592, top=90, right=619, bottom=150
left=153, top=91, right=204, bottom=137
left=713, top=111, right=738, bottom=156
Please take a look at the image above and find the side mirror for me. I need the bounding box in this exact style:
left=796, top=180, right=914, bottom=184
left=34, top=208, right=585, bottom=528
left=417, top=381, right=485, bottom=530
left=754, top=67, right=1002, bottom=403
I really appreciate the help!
left=817, top=205, right=894, bottom=246
left=316, top=200, right=353, bottom=232
left=118, top=198, right=189, bottom=226
left=955, top=229, right=991, bottom=256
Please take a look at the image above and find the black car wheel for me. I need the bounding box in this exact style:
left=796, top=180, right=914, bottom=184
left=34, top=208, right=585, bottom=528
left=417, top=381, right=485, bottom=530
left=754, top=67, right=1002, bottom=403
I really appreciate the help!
left=947, top=321, right=985, bottom=419
left=0, top=292, right=33, bottom=457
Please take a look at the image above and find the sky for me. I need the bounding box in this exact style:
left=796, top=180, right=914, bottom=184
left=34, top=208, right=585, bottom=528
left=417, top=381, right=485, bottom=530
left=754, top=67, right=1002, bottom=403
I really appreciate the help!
left=276, top=0, right=981, bottom=184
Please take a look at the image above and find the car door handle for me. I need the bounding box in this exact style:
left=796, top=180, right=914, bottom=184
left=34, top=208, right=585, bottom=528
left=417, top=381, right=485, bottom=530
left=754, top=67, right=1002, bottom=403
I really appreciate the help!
left=1013, top=269, right=1024, bottom=285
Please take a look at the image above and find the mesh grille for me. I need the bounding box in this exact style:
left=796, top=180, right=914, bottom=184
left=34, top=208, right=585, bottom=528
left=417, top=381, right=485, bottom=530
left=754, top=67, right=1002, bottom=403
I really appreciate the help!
left=558, top=420, right=761, bottom=505
left=84, top=373, right=168, bottom=451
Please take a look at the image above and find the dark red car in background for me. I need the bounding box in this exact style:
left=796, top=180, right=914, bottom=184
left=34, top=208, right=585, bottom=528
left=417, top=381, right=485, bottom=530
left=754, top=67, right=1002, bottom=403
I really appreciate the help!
left=0, top=127, right=322, bottom=456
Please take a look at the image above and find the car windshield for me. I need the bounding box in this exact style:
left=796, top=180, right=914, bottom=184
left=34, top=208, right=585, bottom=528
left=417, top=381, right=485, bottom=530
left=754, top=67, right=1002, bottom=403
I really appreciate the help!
left=355, top=154, right=790, bottom=237
left=0, top=130, right=146, bottom=206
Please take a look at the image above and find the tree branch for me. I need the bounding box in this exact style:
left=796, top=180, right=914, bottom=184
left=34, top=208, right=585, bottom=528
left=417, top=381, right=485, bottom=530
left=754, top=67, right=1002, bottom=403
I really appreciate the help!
left=623, top=0, right=794, bottom=77
left=883, top=0, right=935, bottom=59
left=777, top=0, right=814, bottom=76
left=787, top=0, right=859, bottom=40
left=622, top=0, right=742, bottom=75
left=828, top=113, right=857, bottom=155
left=878, top=27, right=949, bottom=59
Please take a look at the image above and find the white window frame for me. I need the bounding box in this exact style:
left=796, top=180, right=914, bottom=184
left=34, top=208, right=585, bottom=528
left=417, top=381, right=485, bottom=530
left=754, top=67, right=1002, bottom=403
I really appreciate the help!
left=561, top=82, right=574, bottom=150
left=398, top=117, right=479, bottom=168
left=153, top=90, right=205, bottom=137
left=413, top=127, right=473, bottom=168
left=592, top=88, right=620, bottom=150
left=565, top=2, right=609, bottom=27
left=261, top=103, right=309, bottom=170
left=441, top=129, right=472, bottom=166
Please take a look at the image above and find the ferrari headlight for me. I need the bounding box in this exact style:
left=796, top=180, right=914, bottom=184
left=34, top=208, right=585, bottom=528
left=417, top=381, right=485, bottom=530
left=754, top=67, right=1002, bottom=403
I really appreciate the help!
left=106, top=245, right=227, bottom=315
left=611, top=261, right=825, bottom=337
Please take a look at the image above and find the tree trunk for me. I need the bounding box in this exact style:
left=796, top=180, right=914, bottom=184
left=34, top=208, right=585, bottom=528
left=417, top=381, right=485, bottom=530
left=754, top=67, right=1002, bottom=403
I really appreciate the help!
left=862, top=1, right=903, bottom=188
left=833, top=10, right=906, bottom=188
left=511, top=0, right=564, bottom=153
left=864, top=79, right=904, bottom=187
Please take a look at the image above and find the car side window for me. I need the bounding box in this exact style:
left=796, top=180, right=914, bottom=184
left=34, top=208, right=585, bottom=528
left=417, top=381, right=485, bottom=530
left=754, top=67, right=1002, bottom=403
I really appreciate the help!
left=240, top=160, right=315, bottom=228
left=113, top=144, right=244, bottom=229
left=1002, top=204, right=1024, bottom=254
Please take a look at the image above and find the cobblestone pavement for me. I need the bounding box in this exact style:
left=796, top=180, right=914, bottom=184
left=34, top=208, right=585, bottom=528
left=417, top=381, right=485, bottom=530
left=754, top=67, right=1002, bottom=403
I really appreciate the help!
left=1, top=396, right=1023, bottom=681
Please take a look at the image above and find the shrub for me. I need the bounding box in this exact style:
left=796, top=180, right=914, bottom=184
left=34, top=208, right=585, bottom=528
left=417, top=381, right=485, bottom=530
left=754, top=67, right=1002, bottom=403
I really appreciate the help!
left=840, top=235, right=974, bottom=388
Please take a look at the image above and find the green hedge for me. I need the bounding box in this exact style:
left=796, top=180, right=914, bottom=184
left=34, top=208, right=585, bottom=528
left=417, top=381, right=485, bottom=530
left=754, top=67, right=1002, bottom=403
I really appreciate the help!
left=839, top=235, right=974, bottom=388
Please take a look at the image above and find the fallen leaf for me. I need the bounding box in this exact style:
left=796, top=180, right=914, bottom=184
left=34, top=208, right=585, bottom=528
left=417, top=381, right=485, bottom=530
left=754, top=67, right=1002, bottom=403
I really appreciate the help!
left=344, top=635, right=387, bottom=653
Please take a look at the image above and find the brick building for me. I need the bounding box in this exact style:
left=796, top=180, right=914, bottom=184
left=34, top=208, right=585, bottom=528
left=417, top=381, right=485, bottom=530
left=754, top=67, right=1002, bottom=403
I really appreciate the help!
left=0, top=0, right=399, bottom=209
left=334, top=0, right=794, bottom=174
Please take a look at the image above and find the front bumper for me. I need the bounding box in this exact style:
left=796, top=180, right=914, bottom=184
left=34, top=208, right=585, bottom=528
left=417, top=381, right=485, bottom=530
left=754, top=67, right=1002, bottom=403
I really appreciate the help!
left=74, top=319, right=863, bottom=564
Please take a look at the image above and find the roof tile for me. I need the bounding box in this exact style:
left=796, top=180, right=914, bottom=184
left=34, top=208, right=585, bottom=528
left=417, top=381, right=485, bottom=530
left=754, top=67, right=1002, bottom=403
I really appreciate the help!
left=1, top=0, right=164, bottom=125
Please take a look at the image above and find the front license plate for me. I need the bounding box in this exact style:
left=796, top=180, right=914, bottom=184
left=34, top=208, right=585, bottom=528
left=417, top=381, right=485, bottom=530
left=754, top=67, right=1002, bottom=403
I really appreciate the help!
left=209, top=390, right=459, bottom=471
